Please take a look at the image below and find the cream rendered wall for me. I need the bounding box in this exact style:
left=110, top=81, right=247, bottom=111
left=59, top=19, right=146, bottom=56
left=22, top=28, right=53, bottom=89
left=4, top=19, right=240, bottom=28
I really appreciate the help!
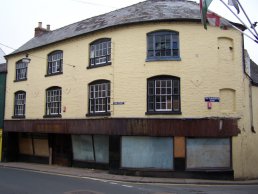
left=233, top=83, right=258, bottom=180
left=5, top=23, right=243, bottom=119
left=6, top=22, right=258, bottom=179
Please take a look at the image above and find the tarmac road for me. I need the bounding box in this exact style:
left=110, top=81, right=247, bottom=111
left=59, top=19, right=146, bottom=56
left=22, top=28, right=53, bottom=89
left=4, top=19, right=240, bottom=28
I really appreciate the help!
left=0, top=167, right=258, bottom=194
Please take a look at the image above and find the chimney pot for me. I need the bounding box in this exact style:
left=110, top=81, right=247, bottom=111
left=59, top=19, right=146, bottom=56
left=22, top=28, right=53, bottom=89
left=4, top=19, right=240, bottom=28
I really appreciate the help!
left=47, top=24, right=50, bottom=31
left=38, top=22, right=42, bottom=28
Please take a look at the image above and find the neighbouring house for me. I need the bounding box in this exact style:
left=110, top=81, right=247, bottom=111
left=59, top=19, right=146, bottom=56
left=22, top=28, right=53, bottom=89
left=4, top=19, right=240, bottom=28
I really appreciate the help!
left=0, top=48, right=7, bottom=161
left=3, top=0, right=258, bottom=180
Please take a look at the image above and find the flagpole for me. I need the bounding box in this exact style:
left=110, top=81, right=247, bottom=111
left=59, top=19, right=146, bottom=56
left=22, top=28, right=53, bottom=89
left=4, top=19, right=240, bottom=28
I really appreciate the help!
left=218, top=0, right=257, bottom=40
left=222, top=19, right=258, bottom=43
left=206, top=10, right=258, bottom=43
left=235, top=0, right=258, bottom=39
left=230, top=24, right=258, bottom=43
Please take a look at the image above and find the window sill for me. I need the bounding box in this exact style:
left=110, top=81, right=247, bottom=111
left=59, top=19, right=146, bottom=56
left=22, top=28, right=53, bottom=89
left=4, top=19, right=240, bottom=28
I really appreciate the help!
left=86, top=112, right=111, bottom=117
left=12, top=115, right=26, bottom=119
left=145, top=111, right=182, bottom=115
left=87, top=62, right=111, bottom=69
left=45, top=72, right=63, bottom=77
left=43, top=114, right=62, bottom=118
left=146, top=57, right=181, bottom=62
left=14, top=78, right=27, bottom=82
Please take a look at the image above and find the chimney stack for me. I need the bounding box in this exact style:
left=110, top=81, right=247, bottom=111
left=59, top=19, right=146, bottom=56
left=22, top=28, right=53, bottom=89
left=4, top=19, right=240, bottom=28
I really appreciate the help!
left=34, top=22, right=51, bottom=37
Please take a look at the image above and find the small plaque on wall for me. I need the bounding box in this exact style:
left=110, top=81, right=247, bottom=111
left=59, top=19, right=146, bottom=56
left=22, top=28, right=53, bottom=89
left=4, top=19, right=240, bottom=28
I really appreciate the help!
left=113, top=102, right=125, bottom=105
left=204, top=97, right=220, bottom=102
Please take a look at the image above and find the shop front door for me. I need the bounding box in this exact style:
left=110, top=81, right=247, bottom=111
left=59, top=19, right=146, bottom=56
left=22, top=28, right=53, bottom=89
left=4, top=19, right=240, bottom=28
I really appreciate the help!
left=52, top=134, right=72, bottom=166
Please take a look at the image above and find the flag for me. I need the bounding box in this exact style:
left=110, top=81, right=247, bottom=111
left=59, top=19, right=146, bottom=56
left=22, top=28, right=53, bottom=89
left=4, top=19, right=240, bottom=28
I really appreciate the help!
left=228, top=0, right=240, bottom=14
left=200, top=0, right=214, bottom=29
left=206, top=12, right=230, bottom=29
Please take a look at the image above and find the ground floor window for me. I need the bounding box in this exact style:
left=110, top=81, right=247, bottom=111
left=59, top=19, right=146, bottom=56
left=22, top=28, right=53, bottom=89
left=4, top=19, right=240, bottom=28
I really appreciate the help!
left=186, top=138, right=231, bottom=169
left=19, top=133, right=49, bottom=157
left=72, top=135, right=109, bottom=163
left=121, top=136, right=173, bottom=169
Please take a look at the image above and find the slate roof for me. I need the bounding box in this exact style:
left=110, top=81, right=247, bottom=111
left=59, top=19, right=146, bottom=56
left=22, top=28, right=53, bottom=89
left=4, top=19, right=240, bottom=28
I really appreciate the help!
left=9, top=0, right=201, bottom=56
left=0, top=48, right=6, bottom=64
left=251, top=60, right=258, bottom=85
left=0, top=63, right=7, bottom=73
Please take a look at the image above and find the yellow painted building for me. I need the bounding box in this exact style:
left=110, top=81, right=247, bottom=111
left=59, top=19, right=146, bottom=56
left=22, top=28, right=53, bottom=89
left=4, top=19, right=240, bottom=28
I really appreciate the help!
left=3, top=0, right=258, bottom=179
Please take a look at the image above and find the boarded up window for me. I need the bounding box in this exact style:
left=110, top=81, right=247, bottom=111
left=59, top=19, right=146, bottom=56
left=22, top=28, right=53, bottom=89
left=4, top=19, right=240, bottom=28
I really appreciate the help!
left=220, top=88, right=236, bottom=112
left=34, top=139, right=49, bottom=157
left=72, top=135, right=109, bottom=163
left=19, top=134, right=33, bottom=155
left=19, top=133, right=49, bottom=157
left=186, top=138, right=231, bottom=169
left=121, top=136, right=173, bottom=169
left=174, top=136, right=185, bottom=158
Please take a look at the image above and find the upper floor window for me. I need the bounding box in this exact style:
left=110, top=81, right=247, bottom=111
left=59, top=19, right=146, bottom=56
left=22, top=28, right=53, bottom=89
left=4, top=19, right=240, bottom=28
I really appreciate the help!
left=13, top=91, right=26, bottom=118
left=147, top=30, right=180, bottom=61
left=47, top=51, right=63, bottom=76
left=44, top=86, right=62, bottom=117
left=89, top=38, right=111, bottom=68
left=87, top=80, right=111, bottom=116
left=146, top=75, right=181, bottom=114
left=15, top=60, right=28, bottom=81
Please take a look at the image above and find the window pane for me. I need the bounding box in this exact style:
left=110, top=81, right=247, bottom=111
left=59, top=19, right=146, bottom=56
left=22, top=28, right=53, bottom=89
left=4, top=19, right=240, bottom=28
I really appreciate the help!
left=161, top=80, right=166, bottom=88
left=167, top=96, right=172, bottom=110
left=147, top=36, right=153, bottom=50
left=173, top=50, right=179, bottom=57
left=173, top=95, right=180, bottom=111
left=173, top=80, right=179, bottom=95
left=148, top=51, right=154, bottom=57
left=148, top=96, right=154, bottom=111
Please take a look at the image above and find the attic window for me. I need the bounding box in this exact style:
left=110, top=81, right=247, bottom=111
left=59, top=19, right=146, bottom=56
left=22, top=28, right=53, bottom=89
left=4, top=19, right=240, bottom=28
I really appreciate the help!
left=146, top=30, right=180, bottom=61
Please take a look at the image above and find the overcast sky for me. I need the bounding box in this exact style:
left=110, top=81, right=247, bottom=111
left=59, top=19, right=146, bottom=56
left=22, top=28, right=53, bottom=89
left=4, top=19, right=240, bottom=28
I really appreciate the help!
left=0, top=0, right=257, bottom=63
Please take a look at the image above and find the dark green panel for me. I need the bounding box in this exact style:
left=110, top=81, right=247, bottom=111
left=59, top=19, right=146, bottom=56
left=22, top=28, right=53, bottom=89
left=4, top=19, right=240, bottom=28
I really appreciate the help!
left=0, top=73, right=6, bottom=128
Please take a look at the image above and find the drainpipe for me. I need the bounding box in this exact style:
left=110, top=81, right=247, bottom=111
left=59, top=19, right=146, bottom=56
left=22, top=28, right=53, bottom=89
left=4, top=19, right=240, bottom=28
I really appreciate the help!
left=249, top=82, right=256, bottom=133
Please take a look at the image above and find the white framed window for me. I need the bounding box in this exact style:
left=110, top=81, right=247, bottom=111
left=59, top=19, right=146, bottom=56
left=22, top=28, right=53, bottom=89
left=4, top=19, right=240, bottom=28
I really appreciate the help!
left=90, top=39, right=111, bottom=67
left=88, top=80, right=110, bottom=116
left=14, top=91, right=26, bottom=117
left=46, top=87, right=62, bottom=116
left=47, top=51, right=63, bottom=75
left=147, top=75, right=180, bottom=114
left=15, top=60, right=28, bottom=81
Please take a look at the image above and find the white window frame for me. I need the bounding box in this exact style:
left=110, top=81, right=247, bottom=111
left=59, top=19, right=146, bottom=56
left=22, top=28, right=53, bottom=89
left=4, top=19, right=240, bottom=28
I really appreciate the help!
left=46, top=87, right=62, bottom=115
left=14, top=91, right=26, bottom=117
left=16, top=61, right=27, bottom=80
left=89, top=81, right=110, bottom=114
left=48, top=51, right=63, bottom=75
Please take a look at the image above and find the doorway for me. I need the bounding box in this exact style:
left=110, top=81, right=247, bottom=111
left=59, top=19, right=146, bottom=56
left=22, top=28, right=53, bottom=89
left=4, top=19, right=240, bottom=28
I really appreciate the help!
left=51, top=134, right=72, bottom=166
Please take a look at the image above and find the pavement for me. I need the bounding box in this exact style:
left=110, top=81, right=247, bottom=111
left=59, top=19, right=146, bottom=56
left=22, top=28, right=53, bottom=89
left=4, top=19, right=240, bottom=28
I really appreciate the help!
left=0, top=162, right=258, bottom=185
